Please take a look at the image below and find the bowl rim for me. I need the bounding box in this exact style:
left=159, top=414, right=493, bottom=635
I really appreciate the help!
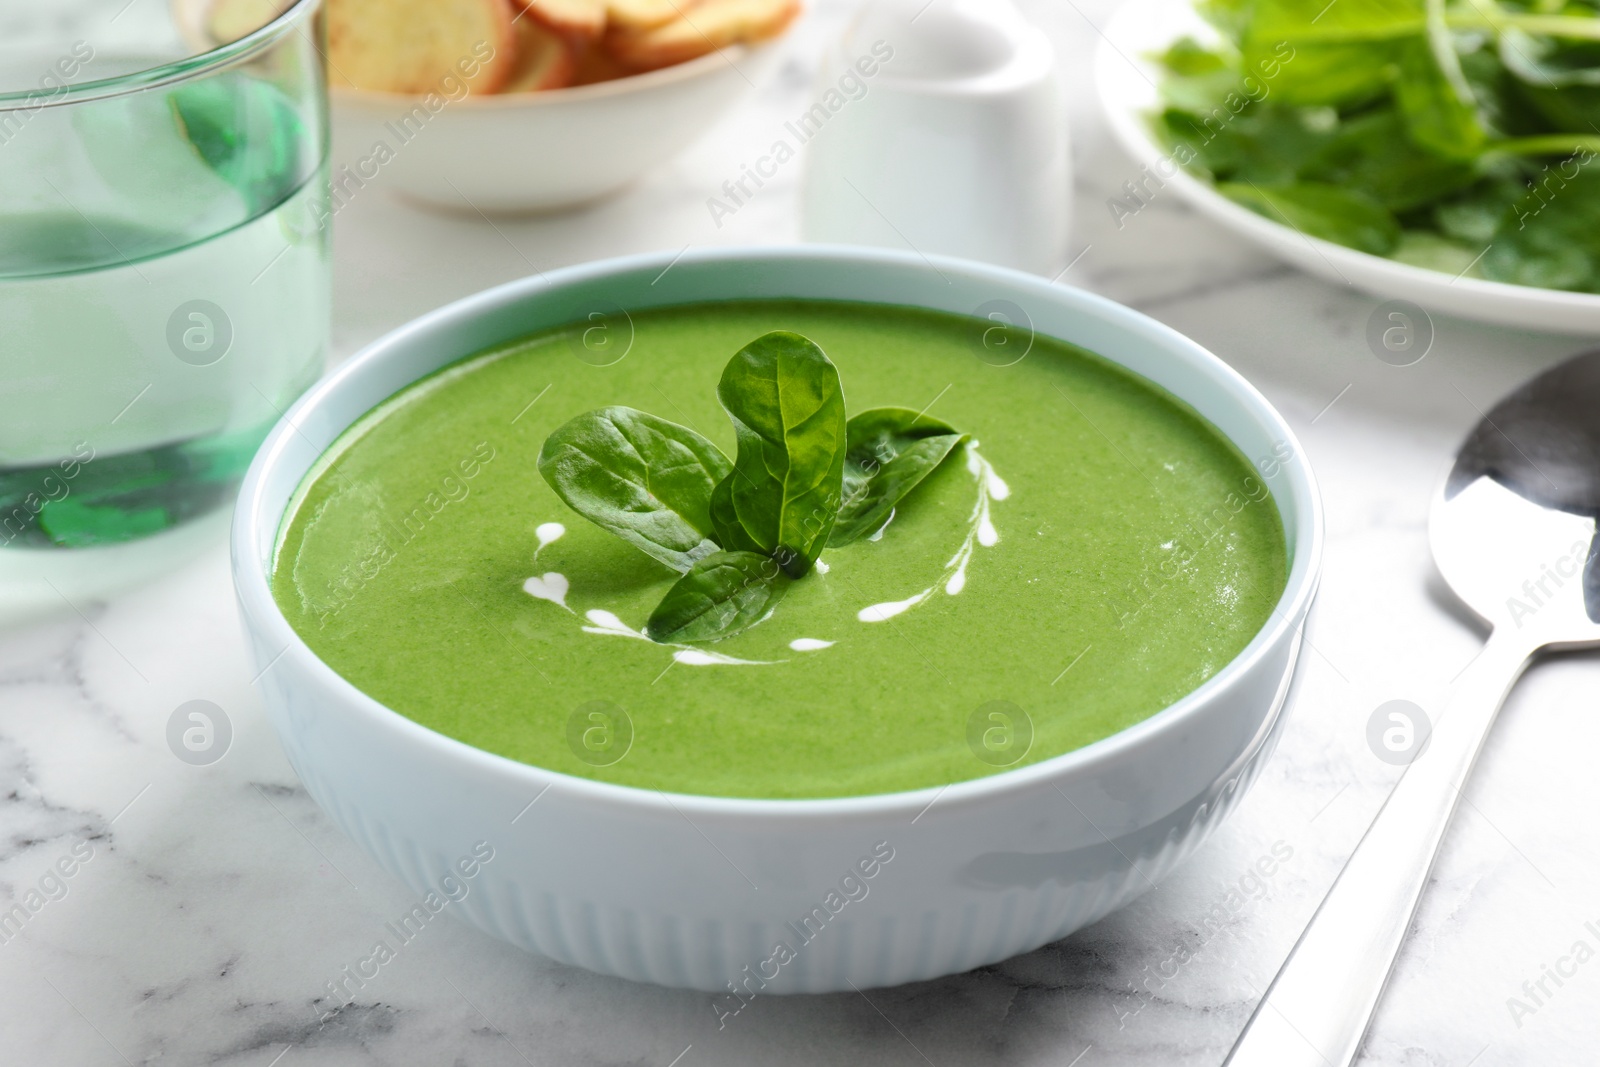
left=233, top=244, right=1324, bottom=821
left=330, top=40, right=769, bottom=111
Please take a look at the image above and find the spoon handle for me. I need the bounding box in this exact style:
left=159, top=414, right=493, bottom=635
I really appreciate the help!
left=1223, top=630, right=1535, bottom=1067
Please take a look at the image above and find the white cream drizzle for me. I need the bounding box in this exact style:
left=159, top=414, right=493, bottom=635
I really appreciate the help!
left=789, top=638, right=835, bottom=651
left=671, top=648, right=777, bottom=666
left=577, top=609, right=778, bottom=665
left=520, top=441, right=1008, bottom=666
left=866, top=510, right=894, bottom=542
left=858, top=441, right=1007, bottom=621
left=582, top=608, right=645, bottom=639
left=533, top=522, right=565, bottom=558
left=522, top=572, right=570, bottom=610
left=858, top=590, right=932, bottom=622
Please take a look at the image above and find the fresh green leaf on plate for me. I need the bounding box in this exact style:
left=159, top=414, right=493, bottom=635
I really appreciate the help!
left=1303, top=109, right=1477, bottom=212
left=1218, top=181, right=1402, bottom=254
left=1156, top=37, right=1247, bottom=112
left=1159, top=104, right=1342, bottom=184
left=1251, top=40, right=1400, bottom=108
left=1149, top=0, right=1600, bottom=294
left=1393, top=2, right=1486, bottom=159
left=1482, top=165, right=1600, bottom=291
left=1241, top=0, right=1418, bottom=108
left=1390, top=229, right=1486, bottom=274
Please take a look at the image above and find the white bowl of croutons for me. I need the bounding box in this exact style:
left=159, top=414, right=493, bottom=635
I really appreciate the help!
left=190, top=0, right=800, bottom=213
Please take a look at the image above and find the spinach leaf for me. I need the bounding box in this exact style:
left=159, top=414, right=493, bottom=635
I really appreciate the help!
left=1391, top=229, right=1485, bottom=274
left=537, top=406, right=731, bottom=574
left=1245, top=0, right=1422, bottom=45
left=1242, top=0, right=1418, bottom=107
left=1502, top=30, right=1600, bottom=131
left=1218, top=181, right=1402, bottom=253
left=1393, top=3, right=1486, bottom=159
left=1254, top=41, right=1400, bottom=108
left=1157, top=37, right=1247, bottom=113
left=1152, top=0, right=1600, bottom=294
left=1160, top=104, right=1341, bottom=184
left=717, top=331, right=848, bottom=578
left=708, top=472, right=764, bottom=554
left=538, top=331, right=968, bottom=644
left=646, top=550, right=792, bottom=643
left=1434, top=176, right=1522, bottom=241
left=1482, top=165, right=1600, bottom=290
left=830, top=408, right=967, bottom=547
left=1198, top=0, right=1255, bottom=39
left=1305, top=108, right=1478, bottom=211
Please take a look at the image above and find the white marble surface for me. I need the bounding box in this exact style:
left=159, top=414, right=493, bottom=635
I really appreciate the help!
left=5, top=1, right=1600, bottom=1064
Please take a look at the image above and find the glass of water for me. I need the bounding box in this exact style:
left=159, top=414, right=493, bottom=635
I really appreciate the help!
left=0, top=0, right=327, bottom=573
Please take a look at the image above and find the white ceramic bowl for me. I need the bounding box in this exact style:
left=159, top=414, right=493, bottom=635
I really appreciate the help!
left=170, top=1, right=784, bottom=213
left=1097, top=0, right=1600, bottom=335
left=328, top=43, right=781, bottom=214
left=233, top=246, right=1323, bottom=993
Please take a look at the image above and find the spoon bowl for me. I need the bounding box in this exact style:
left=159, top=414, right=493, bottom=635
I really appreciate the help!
left=1433, top=350, right=1600, bottom=642
left=1227, top=347, right=1600, bottom=1066
left=1431, top=477, right=1600, bottom=643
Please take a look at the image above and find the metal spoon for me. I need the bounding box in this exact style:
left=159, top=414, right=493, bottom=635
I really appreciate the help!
left=1224, top=350, right=1600, bottom=1066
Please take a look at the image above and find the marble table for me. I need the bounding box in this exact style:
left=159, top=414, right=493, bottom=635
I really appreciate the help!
left=4, top=1, right=1599, bottom=1064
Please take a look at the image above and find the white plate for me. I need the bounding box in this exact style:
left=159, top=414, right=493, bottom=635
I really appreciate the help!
left=1095, top=0, right=1600, bottom=334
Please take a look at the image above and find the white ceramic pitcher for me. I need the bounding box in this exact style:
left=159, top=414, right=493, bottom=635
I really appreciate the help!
left=801, top=0, right=1070, bottom=276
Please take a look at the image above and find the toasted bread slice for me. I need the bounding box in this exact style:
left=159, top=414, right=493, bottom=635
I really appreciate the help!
left=605, top=0, right=798, bottom=70
left=570, top=39, right=632, bottom=85
left=205, top=0, right=293, bottom=44
left=501, top=17, right=577, bottom=91
left=606, top=0, right=683, bottom=31
left=519, top=0, right=606, bottom=37
left=327, top=0, right=520, bottom=94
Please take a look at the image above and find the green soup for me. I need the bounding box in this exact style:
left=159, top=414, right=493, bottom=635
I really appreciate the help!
left=272, top=301, right=1287, bottom=798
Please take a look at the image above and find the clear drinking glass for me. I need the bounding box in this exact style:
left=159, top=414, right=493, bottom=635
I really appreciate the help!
left=0, top=0, right=327, bottom=569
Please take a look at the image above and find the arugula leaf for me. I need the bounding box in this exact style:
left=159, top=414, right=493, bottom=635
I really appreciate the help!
left=1219, top=181, right=1402, bottom=253
left=537, top=406, right=731, bottom=574
left=717, top=331, right=848, bottom=578
left=830, top=408, right=967, bottom=547
left=646, top=550, right=792, bottom=643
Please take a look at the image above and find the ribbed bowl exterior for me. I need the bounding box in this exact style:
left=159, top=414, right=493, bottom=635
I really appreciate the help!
left=255, top=638, right=1298, bottom=993
left=235, top=247, right=1322, bottom=994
